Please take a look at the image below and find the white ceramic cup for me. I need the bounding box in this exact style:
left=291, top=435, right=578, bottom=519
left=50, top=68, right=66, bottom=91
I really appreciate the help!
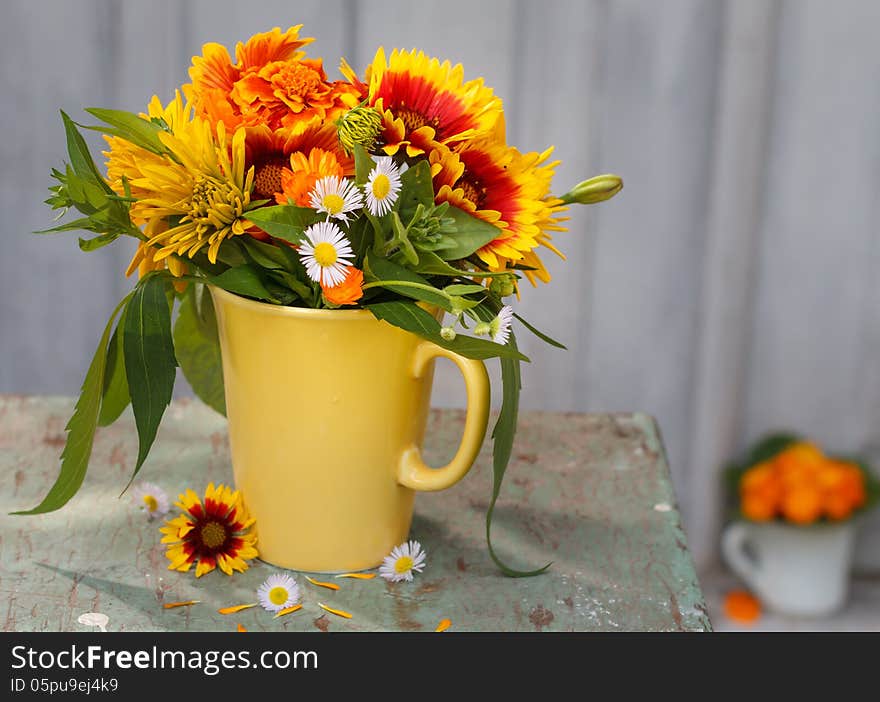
left=721, top=521, right=855, bottom=617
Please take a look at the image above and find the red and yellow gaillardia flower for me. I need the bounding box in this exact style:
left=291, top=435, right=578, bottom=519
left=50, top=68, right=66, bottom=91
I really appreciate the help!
left=160, top=483, right=258, bottom=577
left=430, top=140, right=569, bottom=284
left=353, top=47, right=503, bottom=158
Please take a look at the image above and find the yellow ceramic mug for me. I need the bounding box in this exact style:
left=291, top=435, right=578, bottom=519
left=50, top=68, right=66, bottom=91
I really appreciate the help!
left=210, top=286, right=490, bottom=572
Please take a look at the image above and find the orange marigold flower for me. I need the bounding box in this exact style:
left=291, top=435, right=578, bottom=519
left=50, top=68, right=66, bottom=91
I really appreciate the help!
left=780, top=485, right=823, bottom=525
left=278, top=148, right=347, bottom=207
left=322, top=266, right=364, bottom=306
left=741, top=492, right=777, bottom=522
left=723, top=590, right=761, bottom=624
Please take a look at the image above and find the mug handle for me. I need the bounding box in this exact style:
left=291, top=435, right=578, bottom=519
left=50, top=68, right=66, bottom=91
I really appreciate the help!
left=721, top=522, right=765, bottom=591
left=396, top=342, right=490, bottom=492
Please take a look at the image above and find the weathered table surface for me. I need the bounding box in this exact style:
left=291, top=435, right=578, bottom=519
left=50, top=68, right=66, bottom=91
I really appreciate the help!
left=0, top=395, right=711, bottom=632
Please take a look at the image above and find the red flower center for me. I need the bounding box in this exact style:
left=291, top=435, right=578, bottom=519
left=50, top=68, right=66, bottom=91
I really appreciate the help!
left=199, top=521, right=228, bottom=550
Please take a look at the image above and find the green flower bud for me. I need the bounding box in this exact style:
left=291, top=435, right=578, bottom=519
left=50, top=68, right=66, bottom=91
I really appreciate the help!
left=559, top=174, right=623, bottom=205
left=337, top=106, right=384, bottom=154
left=489, top=274, right=516, bottom=298
left=473, top=322, right=492, bottom=337
left=440, top=326, right=457, bottom=341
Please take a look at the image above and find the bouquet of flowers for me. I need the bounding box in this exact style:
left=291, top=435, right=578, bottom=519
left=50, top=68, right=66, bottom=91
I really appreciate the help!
left=726, top=434, right=878, bottom=525
left=21, top=25, right=621, bottom=574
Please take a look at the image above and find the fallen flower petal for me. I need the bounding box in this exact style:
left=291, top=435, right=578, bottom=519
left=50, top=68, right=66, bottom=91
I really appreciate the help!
left=335, top=573, right=377, bottom=580
left=435, top=618, right=452, bottom=632
left=237, top=624, right=247, bottom=632
left=306, top=575, right=340, bottom=591
left=318, top=603, right=352, bottom=619
left=218, top=603, right=258, bottom=615
left=162, top=600, right=201, bottom=609
left=274, top=604, right=304, bottom=619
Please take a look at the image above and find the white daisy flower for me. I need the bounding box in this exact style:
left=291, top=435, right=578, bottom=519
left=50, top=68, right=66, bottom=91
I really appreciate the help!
left=257, top=573, right=301, bottom=613
left=365, top=157, right=403, bottom=217
left=298, top=221, right=355, bottom=287
left=379, top=540, right=427, bottom=582
left=490, top=305, right=514, bottom=345
left=130, top=482, right=169, bottom=520
left=309, top=175, right=364, bottom=221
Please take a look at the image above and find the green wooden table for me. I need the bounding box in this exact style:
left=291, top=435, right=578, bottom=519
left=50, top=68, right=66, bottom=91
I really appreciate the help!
left=0, top=395, right=711, bottom=632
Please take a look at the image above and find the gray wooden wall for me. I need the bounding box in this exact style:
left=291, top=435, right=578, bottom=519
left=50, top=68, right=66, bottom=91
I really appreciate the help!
left=2, top=0, right=879, bottom=571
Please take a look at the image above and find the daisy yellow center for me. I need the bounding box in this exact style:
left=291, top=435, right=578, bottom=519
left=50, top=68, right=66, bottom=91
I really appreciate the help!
left=313, top=242, right=338, bottom=267
left=273, top=63, right=323, bottom=99
left=189, top=175, right=244, bottom=229
left=200, top=521, right=227, bottom=549
left=372, top=174, right=391, bottom=199
left=269, top=587, right=289, bottom=605
left=253, top=158, right=288, bottom=200
left=321, top=193, right=346, bottom=214
left=394, top=556, right=414, bottom=574
left=142, top=494, right=158, bottom=512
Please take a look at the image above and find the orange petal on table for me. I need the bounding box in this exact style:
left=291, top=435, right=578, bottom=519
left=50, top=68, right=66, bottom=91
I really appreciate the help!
left=305, top=576, right=340, bottom=591
left=162, top=600, right=201, bottom=609
left=435, top=618, right=452, bottom=632
left=723, top=590, right=762, bottom=624
left=273, top=604, right=303, bottom=619
left=334, top=573, right=377, bottom=580
left=218, top=603, right=258, bottom=615
left=318, top=603, right=352, bottom=619
left=237, top=624, right=247, bottom=632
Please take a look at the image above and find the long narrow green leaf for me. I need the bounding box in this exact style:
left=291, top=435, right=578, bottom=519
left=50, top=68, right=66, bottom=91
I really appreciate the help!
left=60, top=110, right=110, bottom=188
left=83, top=107, right=168, bottom=155
left=365, top=253, right=452, bottom=311
left=124, top=276, right=177, bottom=484
left=366, top=300, right=529, bottom=361
left=174, top=285, right=226, bottom=416
left=97, top=307, right=130, bottom=426
left=12, top=292, right=133, bottom=514
left=512, top=312, right=567, bottom=350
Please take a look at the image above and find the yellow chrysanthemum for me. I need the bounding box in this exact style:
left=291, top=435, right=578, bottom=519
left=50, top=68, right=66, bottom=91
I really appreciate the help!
left=430, top=140, right=568, bottom=284
left=122, top=96, right=254, bottom=264
left=354, top=47, right=504, bottom=158
left=160, top=483, right=258, bottom=578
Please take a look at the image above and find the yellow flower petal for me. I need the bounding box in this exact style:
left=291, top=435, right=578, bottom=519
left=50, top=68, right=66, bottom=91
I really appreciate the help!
left=435, top=618, right=452, bottom=632
left=218, top=603, right=258, bottom=615
left=273, top=604, right=303, bottom=619
left=318, top=603, right=352, bottom=619
left=334, top=573, right=377, bottom=580
left=305, top=576, right=340, bottom=591
left=195, top=560, right=215, bottom=578
left=162, top=600, right=201, bottom=609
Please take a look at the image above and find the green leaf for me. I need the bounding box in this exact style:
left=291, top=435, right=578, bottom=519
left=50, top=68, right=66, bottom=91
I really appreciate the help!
left=60, top=110, right=109, bottom=187
left=174, top=285, right=226, bottom=416
left=513, top=312, right=567, bottom=350
left=365, top=252, right=452, bottom=311
left=353, top=144, right=373, bottom=185
left=83, top=107, right=169, bottom=155
left=124, top=275, right=177, bottom=484
left=245, top=205, right=320, bottom=243
left=366, top=300, right=529, bottom=361
left=444, top=284, right=486, bottom=296
left=12, top=292, right=133, bottom=514
left=237, top=237, right=290, bottom=270
left=35, top=217, right=101, bottom=235
left=98, top=307, right=130, bottom=427
left=397, top=160, right=434, bottom=223
left=438, top=206, right=503, bottom=261
left=406, top=250, right=510, bottom=278
left=208, top=265, right=280, bottom=303
left=78, top=232, right=120, bottom=252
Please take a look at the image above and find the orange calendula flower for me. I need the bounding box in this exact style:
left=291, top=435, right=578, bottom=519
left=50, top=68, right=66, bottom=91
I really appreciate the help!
left=321, top=266, right=364, bottom=306
left=278, top=148, right=347, bottom=207
left=160, top=483, right=258, bottom=578
left=356, top=47, right=503, bottom=158
left=723, top=590, right=761, bottom=624
left=431, top=140, right=568, bottom=284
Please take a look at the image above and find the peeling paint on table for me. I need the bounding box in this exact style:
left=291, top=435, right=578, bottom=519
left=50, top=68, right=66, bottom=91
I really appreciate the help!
left=0, top=395, right=711, bottom=632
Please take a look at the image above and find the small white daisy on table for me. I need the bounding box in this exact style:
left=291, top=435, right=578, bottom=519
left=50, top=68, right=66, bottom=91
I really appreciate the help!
left=257, top=573, right=301, bottom=613
left=130, top=482, right=169, bottom=520
left=365, top=157, right=402, bottom=217
left=379, top=540, right=427, bottom=582
left=298, top=221, right=355, bottom=287
left=309, top=175, right=364, bottom=221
